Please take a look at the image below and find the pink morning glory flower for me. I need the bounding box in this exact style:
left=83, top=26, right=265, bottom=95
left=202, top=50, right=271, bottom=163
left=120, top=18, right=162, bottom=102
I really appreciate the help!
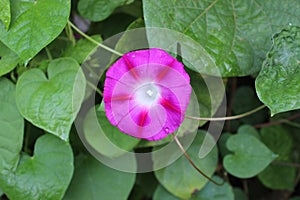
left=103, top=48, right=192, bottom=140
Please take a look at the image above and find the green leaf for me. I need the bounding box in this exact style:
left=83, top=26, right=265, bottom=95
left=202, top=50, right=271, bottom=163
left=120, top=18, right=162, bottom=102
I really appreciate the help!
left=0, top=187, right=2, bottom=196
left=219, top=125, right=259, bottom=159
left=63, top=35, right=102, bottom=64
left=0, top=41, right=19, bottom=76
left=0, top=78, right=24, bottom=172
left=153, top=185, right=180, bottom=200
left=0, top=0, right=71, bottom=63
left=154, top=131, right=218, bottom=199
left=0, top=0, right=11, bottom=30
left=237, top=125, right=260, bottom=140
left=78, top=0, right=132, bottom=22
left=16, top=57, right=86, bottom=141
left=191, top=176, right=234, bottom=200
left=64, top=154, right=136, bottom=200
left=258, top=125, right=296, bottom=190
left=83, top=104, right=140, bottom=158
left=224, top=131, right=277, bottom=178
left=255, top=25, right=300, bottom=115
left=143, top=0, right=300, bottom=77
left=2, top=134, right=74, bottom=200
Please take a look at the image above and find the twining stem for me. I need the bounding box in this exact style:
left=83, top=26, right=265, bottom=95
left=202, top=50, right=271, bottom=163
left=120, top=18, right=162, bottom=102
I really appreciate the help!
left=172, top=133, right=223, bottom=186
left=185, top=105, right=266, bottom=121
left=67, top=20, right=123, bottom=57
left=45, top=47, right=53, bottom=60
left=65, top=22, right=76, bottom=46
left=254, top=113, right=300, bottom=128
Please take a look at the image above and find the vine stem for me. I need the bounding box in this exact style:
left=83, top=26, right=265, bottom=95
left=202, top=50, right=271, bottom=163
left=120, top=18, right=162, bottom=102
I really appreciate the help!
left=172, top=133, right=223, bottom=186
left=254, top=113, right=300, bottom=128
left=67, top=20, right=123, bottom=57
left=185, top=105, right=266, bottom=121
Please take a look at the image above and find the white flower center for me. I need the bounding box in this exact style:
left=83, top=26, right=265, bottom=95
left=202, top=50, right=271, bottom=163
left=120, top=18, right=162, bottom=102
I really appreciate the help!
left=135, top=83, right=159, bottom=106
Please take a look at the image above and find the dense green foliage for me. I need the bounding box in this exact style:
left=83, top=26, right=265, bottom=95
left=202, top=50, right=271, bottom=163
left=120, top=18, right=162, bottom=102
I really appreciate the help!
left=0, top=0, right=299, bottom=199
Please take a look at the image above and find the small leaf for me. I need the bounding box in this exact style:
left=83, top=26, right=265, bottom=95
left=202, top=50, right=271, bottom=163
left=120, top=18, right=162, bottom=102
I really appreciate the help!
left=255, top=26, right=300, bottom=115
left=16, top=57, right=86, bottom=141
left=0, top=41, right=19, bottom=77
left=2, top=134, right=74, bottom=200
left=0, top=78, right=24, bottom=172
left=64, top=154, right=136, bottom=200
left=191, top=176, right=234, bottom=200
left=258, top=125, right=296, bottom=190
left=237, top=125, right=260, bottom=139
left=154, top=131, right=218, bottom=199
left=0, top=0, right=11, bottom=30
left=83, top=105, right=140, bottom=158
left=224, top=132, right=277, bottom=178
left=78, top=0, right=132, bottom=22
left=63, top=35, right=102, bottom=64
left=143, top=0, right=300, bottom=77
left=0, top=0, right=71, bottom=62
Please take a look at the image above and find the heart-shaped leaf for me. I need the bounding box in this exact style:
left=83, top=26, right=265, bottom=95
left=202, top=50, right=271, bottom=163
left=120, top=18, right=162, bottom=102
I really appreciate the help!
left=143, top=0, right=300, bottom=77
left=255, top=25, right=300, bottom=115
left=0, top=78, right=73, bottom=199
left=0, top=0, right=10, bottom=30
left=154, top=131, right=218, bottom=199
left=258, top=126, right=296, bottom=190
left=0, top=41, right=20, bottom=77
left=0, top=78, right=24, bottom=172
left=64, top=154, right=136, bottom=200
left=16, top=57, right=86, bottom=141
left=224, top=132, right=277, bottom=178
left=0, top=0, right=71, bottom=63
left=2, top=134, right=74, bottom=200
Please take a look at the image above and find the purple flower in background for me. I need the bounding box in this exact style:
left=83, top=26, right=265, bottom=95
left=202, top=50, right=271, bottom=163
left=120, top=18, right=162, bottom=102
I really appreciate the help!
left=103, top=48, right=192, bottom=140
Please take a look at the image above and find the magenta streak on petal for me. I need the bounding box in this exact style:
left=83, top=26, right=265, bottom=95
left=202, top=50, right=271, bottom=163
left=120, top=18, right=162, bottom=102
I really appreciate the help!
left=155, top=65, right=171, bottom=82
left=123, top=55, right=140, bottom=80
left=138, top=110, right=149, bottom=127
left=160, top=98, right=181, bottom=113
left=104, top=94, right=132, bottom=102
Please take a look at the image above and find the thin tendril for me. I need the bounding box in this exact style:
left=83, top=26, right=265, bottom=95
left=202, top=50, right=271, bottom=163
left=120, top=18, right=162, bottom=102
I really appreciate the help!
left=172, top=133, right=223, bottom=186
left=67, top=20, right=123, bottom=57
left=45, top=47, right=53, bottom=60
left=185, top=105, right=266, bottom=121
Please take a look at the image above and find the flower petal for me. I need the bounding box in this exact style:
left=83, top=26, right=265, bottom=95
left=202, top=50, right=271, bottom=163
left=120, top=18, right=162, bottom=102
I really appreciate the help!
left=103, top=48, right=192, bottom=140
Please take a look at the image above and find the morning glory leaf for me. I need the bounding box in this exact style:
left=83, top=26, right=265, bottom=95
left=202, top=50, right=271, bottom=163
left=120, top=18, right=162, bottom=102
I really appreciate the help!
left=16, top=57, right=86, bottom=141
left=255, top=25, right=300, bottom=115
left=0, top=0, right=71, bottom=63
left=224, top=132, right=277, bottom=178
left=143, top=0, right=300, bottom=77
